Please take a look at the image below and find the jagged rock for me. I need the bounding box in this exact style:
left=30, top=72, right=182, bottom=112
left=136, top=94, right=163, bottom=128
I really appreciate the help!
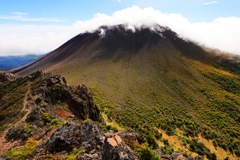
left=46, top=122, right=82, bottom=153
left=161, top=155, right=172, bottom=160
left=0, top=71, right=18, bottom=84
left=79, top=121, right=102, bottom=154
left=0, top=155, right=10, bottom=160
left=27, top=72, right=100, bottom=121
left=171, top=153, right=185, bottom=160
left=47, top=83, right=100, bottom=121
left=46, top=75, right=67, bottom=86
left=101, top=133, right=139, bottom=160
left=186, top=155, right=203, bottom=160
left=77, top=154, right=101, bottom=160
left=32, top=127, right=49, bottom=140
left=155, top=149, right=164, bottom=155
left=25, top=107, right=51, bottom=127
left=29, top=70, right=44, bottom=79
left=5, top=124, right=35, bottom=141
left=80, top=121, right=101, bottom=142
left=117, top=131, right=145, bottom=145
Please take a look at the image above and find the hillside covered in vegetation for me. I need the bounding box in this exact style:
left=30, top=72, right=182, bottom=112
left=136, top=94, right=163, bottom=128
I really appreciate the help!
left=5, top=25, right=240, bottom=159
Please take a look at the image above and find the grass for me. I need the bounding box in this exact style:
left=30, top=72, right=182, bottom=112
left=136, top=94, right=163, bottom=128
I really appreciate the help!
left=0, top=76, right=29, bottom=131
left=5, top=138, right=38, bottom=160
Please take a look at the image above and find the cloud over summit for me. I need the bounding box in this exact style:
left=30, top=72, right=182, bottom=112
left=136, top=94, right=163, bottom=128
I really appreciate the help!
left=0, top=6, right=240, bottom=56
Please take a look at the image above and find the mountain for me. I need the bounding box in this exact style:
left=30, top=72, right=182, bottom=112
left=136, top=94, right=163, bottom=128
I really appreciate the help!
left=6, top=24, right=240, bottom=159
left=0, top=54, right=42, bottom=70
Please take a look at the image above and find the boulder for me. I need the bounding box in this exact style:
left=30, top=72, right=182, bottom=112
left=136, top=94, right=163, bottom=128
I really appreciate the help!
left=46, top=122, right=82, bottom=153
left=117, top=131, right=145, bottom=145
left=77, top=154, right=101, bottom=160
left=0, top=71, right=18, bottom=84
left=101, top=133, right=139, bottom=160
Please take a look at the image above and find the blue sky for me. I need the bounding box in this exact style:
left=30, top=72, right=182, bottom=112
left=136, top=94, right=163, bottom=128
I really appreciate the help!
left=0, top=0, right=240, bottom=56
left=0, top=0, right=239, bottom=24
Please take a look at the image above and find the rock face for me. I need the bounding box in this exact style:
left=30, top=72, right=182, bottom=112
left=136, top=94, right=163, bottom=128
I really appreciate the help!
left=25, top=71, right=100, bottom=122
left=34, top=121, right=138, bottom=160
left=101, top=133, right=139, bottom=160
left=117, top=130, right=145, bottom=145
left=0, top=71, right=18, bottom=84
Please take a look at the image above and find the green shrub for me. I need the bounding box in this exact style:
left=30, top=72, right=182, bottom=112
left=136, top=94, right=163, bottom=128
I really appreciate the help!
left=5, top=138, right=37, bottom=160
left=146, top=134, right=158, bottom=149
left=62, top=147, right=82, bottom=160
left=50, top=119, right=61, bottom=125
left=82, top=119, right=92, bottom=123
left=106, top=125, right=119, bottom=132
left=138, top=144, right=160, bottom=160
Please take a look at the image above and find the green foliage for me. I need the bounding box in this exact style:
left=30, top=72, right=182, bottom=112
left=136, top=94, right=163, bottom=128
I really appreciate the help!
left=4, top=138, right=38, bottom=160
left=208, top=73, right=240, bottom=94
left=124, top=95, right=137, bottom=106
left=0, top=76, right=29, bottom=130
left=146, top=135, right=158, bottom=149
left=82, top=118, right=92, bottom=123
left=187, top=138, right=217, bottom=159
left=21, top=125, right=36, bottom=138
left=62, top=147, right=82, bottom=160
left=50, top=118, right=61, bottom=125
left=48, top=82, right=64, bottom=90
left=90, top=87, right=116, bottom=109
left=106, top=124, right=119, bottom=132
left=41, top=112, right=61, bottom=125
left=223, top=156, right=229, bottom=160
left=138, top=144, right=160, bottom=160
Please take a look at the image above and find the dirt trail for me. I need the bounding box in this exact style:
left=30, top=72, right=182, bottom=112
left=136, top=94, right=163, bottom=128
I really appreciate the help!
left=0, top=88, right=32, bottom=155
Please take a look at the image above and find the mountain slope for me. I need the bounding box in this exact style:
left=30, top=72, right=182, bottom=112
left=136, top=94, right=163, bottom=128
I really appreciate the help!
left=9, top=25, right=240, bottom=159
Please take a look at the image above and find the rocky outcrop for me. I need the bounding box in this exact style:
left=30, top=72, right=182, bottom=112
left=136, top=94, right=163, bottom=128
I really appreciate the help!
left=117, top=130, right=145, bottom=145
left=28, top=72, right=100, bottom=121
left=100, top=133, right=139, bottom=160
left=0, top=71, right=18, bottom=84
left=46, top=122, right=82, bottom=153
left=33, top=121, right=138, bottom=160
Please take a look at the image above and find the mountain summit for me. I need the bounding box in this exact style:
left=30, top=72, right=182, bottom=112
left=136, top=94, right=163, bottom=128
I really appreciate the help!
left=10, top=24, right=222, bottom=75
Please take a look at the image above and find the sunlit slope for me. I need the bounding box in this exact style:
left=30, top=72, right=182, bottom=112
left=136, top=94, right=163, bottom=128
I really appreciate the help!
left=11, top=25, right=240, bottom=158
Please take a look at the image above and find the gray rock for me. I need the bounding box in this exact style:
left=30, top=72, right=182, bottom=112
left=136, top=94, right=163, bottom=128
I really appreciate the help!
left=46, top=122, right=81, bottom=153
left=77, top=154, right=101, bottom=160
left=101, top=133, right=139, bottom=160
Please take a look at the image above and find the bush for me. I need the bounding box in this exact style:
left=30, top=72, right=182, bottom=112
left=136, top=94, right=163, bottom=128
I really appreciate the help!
left=4, top=138, right=38, bottom=160
left=106, top=125, right=119, bottom=132
left=82, top=119, right=92, bottom=123
left=146, top=134, right=158, bottom=149
left=138, top=144, right=160, bottom=160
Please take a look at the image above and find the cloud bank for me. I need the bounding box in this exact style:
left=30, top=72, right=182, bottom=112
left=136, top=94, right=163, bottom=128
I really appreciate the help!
left=0, top=6, right=240, bottom=56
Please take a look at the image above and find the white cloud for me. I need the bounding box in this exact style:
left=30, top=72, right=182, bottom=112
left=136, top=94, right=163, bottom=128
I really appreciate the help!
left=0, top=6, right=240, bottom=56
left=118, top=0, right=121, bottom=2
left=0, top=12, right=67, bottom=22
left=203, top=1, right=218, bottom=5
left=12, top=12, right=28, bottom=16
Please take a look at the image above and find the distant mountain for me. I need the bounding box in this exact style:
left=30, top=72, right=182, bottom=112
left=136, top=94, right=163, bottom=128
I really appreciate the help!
left=7, top=24, right=240, bottom=159
left=0, top=54, right=42, bottom=70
